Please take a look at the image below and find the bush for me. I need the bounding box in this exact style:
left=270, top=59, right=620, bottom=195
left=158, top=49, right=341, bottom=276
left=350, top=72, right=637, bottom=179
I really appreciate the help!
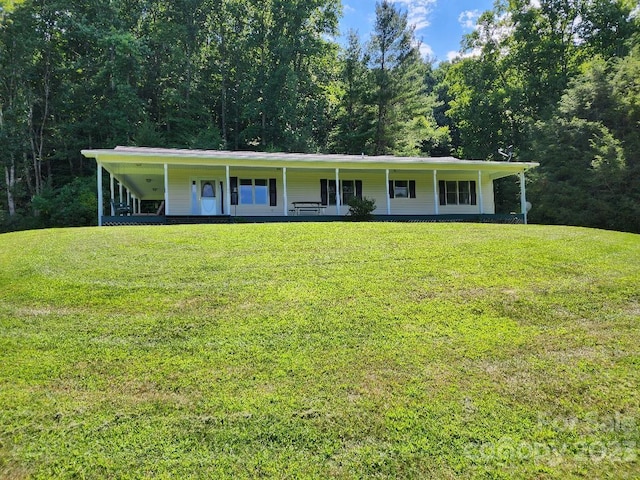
left=31, top=177, right=98, bottom=228
left=347, top=196, right=376, bottom=221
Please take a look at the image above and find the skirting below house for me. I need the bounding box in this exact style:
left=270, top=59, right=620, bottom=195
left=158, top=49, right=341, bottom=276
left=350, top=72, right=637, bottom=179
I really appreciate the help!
left=101, top=214, right=524, bottom=226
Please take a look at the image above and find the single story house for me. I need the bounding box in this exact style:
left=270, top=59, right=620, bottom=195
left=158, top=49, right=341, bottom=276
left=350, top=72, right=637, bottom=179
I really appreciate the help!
left=81, top=146, right=539, bottom=225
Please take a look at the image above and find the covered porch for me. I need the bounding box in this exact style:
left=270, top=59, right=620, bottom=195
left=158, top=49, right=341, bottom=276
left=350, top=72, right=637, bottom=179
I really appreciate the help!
left=84, top=147, right=538, bottom=226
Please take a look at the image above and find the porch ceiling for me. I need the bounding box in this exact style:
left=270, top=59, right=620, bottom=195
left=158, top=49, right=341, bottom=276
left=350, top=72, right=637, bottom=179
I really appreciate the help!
left=103, top=162, right=165, bottom=200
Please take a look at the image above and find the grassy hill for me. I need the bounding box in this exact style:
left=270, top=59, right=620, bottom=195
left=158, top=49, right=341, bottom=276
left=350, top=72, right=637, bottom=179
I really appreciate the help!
left=0, top=223, right=638, bottom=479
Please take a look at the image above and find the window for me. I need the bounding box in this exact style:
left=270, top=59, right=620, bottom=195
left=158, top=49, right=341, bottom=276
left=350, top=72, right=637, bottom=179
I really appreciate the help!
left=254, top=179, right=268, bottom=205
left=202, top=182, right=215, bottom=198
left=388, top=180, right=416, bottom=199
left=342, top=180, right=355, bottom=204
left=327, top=180, right=337, bottom=205
left=232, top=177, right=277, bottom=206
left=394, top=180, right=409, bottom=198
left=239, top=179, right=254, bottom=204
left=321, top=180, right=362, bottom=206
left=439, top=180, right=477, bottom=205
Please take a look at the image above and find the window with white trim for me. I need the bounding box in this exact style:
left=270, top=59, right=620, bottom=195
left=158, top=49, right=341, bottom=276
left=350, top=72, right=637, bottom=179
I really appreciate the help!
left=320, top=180, right=362, bottom=205
left=438, top=180, right=477, bottom=205
left=388, top=180, right=416, bottom=199
left=238, top=178, right=274, bottom=205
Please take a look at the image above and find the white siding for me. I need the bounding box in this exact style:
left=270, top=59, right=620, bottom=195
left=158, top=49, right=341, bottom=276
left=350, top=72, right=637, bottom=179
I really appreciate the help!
left=436, top=174, right=495, bottom=215
left=287, top=170, right=438, bottom=216
left=231, top=168, right=284, bottom=216
left=167, top=166, right=226, bottom=215
left=166, top=165, right=496, bottom=216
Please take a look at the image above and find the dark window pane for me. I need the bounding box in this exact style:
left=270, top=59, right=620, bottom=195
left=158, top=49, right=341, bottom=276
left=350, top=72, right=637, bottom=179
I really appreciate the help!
left=342, top=180, right=355, bottom=204
left=395, top=180, right=408, bottom=198
left=328, top=180, right=337, bottom=205
left=459, top=181, right=470, bottom=204
left=446, top=181, right=457, bottom=204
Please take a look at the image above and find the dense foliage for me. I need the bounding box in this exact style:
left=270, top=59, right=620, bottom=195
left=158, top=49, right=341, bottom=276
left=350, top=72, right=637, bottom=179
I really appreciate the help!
left=0, top=0, right=638, bottom=232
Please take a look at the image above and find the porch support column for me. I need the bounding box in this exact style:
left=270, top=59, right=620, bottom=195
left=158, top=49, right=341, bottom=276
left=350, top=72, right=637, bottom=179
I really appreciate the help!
left=520, top=170, right=528, bottom=225
left=385, top=169, right=391, bottom=215
left=282, top=167, right=288, bottom=216
left=164, top=163, right=170, bottom=216
left=109, top=173, right=115, bottom=216
left=432, top=170, right=439, bottom=215
left=119, top=182, right=124, bottom=203
left=225, top=165, right=231, bottom=216
left=478, top=170, right=484, bottom=214
left=97, top=163, right=104, bottom=226
left=127, top=190, right=132, bottom=207
left=335, top=168, right=341, bottom=215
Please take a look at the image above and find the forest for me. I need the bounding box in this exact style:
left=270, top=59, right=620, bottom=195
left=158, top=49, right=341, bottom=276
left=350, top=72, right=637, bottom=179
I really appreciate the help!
left=0, top=0, right=638, bottom=232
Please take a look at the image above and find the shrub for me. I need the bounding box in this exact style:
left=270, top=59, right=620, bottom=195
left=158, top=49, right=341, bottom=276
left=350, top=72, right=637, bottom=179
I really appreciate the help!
left=347, top=196, right=376, bottom=221
left=31, top=177, right=98, bottom=228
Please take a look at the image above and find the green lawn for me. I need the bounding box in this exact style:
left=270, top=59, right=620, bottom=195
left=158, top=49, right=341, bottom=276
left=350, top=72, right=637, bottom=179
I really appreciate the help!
left=0, top=223, right=638, bottom=479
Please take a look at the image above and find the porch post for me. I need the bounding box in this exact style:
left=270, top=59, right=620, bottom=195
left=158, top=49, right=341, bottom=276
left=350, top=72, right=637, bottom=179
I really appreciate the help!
left=119, top=182, right=124, bottom=203
left=433, top=170, right=439, bottom=215
left=127, top=190, right=132, bottom=208
left=97, top=163, right=103, bottom=226
left=520, top=170, right=528, bottom=225
left=109, top=173, right=115, bottom=216
left=164, top=163, right=170, bottom=216
left=335, top=168, right=341, bottom=215
left=282, top=167, right=288, bottom=216
left=385, top=169, right=391, bottom=215
left=478, top=170, right=484, bottom=214
left=225, top=165, right=231, bottom=216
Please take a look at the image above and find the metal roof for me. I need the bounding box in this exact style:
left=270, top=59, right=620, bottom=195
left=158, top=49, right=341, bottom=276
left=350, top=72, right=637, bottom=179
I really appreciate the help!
left=82, top=146, right=539, bottom=171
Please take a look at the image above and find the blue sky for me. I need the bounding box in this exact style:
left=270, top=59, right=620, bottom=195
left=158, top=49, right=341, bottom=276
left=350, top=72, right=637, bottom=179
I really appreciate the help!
left=339, top=0, right=495, bottom=62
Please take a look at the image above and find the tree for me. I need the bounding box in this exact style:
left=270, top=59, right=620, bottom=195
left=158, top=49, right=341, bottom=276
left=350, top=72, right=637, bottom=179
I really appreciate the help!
left=329, top=30, right=374, bottom=154
left=368, top=1, right=438, bottom=156
left=528, top=55, right=640, bottom=232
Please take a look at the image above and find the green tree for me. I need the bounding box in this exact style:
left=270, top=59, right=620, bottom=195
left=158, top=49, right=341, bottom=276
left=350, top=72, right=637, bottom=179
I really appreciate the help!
left=528, top=55, right=640, bottom=232
left=329, top=30, right=374, bottom=154
left=369, top=0, right=438, bottom=156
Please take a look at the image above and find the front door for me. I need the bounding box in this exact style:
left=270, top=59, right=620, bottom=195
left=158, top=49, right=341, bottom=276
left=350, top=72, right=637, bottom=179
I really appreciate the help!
left=192, top=179, right=220, bottom=215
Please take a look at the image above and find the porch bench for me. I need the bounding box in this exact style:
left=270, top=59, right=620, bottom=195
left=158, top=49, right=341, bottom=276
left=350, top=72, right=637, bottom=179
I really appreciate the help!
left=297, top=207, right=322, bottom=215
left=111, top=200, right=133, bottom=216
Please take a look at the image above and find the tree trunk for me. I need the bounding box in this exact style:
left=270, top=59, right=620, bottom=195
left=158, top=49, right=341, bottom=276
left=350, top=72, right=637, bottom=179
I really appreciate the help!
left=5, top=161, right=16, bottom=216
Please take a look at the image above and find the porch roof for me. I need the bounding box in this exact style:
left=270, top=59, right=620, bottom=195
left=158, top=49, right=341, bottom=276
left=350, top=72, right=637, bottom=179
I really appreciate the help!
left=83, top=146, right=538, bottom=202
left=82, top=146, right=538, bottom=174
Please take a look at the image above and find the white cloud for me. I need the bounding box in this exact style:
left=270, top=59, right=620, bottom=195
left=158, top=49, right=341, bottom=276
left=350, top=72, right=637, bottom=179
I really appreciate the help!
left=418, top=42, right=434, bottom=59
left=458, top=10, right=480, bottom=30
left=391, top=0, right=438, bottom=31
left=446, top=48, right=480, bottom=62
left=343, top=4, right=356, bottom=14
left=446, top=50, right=460, bottom=62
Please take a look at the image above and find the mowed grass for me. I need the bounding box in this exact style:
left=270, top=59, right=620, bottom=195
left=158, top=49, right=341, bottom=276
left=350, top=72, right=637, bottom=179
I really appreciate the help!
left=0, top=223, right=638, bottom=479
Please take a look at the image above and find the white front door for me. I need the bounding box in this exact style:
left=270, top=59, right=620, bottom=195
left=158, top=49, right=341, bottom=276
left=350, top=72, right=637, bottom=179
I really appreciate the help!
left=192, top=179, right=221, bottom=215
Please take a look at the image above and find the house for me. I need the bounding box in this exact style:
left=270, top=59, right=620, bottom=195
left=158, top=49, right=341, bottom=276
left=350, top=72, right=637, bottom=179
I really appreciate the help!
left=81, top=146, right=539, bottom=225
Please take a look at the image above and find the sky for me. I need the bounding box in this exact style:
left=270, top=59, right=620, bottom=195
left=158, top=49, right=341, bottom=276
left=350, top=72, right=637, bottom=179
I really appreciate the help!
left=339, top=0, right=495, bottom=63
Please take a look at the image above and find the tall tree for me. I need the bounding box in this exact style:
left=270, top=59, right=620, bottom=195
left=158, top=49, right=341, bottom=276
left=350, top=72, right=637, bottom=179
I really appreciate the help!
left=329, top=30, right=374, bottom=154
left=369, top=0, right=436, bottom=156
